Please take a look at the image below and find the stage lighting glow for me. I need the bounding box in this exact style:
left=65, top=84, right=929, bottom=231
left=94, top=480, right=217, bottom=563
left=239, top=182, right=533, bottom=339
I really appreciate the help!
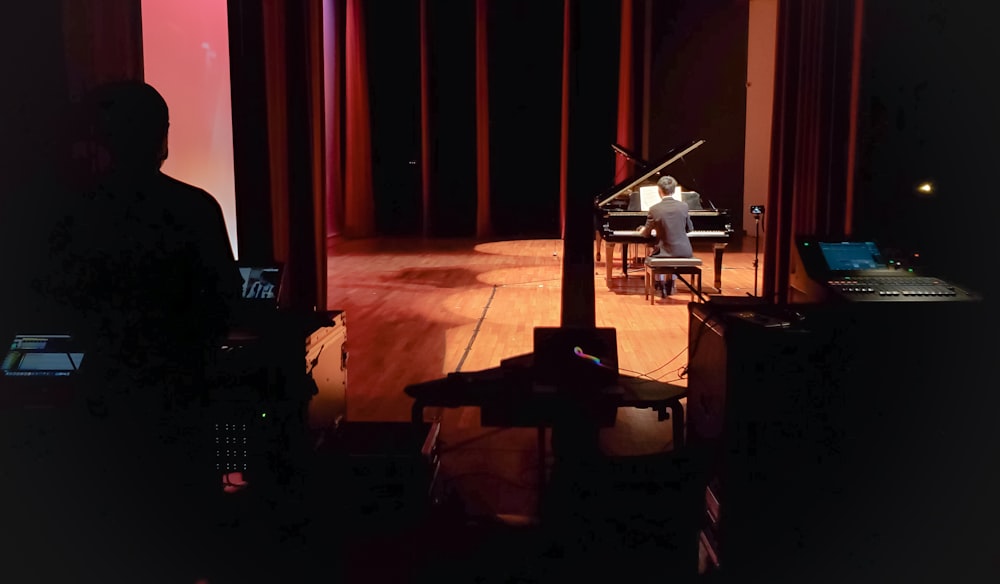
left=142, top=0, right=239, bottom=258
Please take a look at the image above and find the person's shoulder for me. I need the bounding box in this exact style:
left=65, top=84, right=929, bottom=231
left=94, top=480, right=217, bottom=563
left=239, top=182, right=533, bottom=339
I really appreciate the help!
left=656, top=197, right=685, bottom=210
left=156, top=172, right=212, bottom=198
left=155, top=173, right=223, bottom=211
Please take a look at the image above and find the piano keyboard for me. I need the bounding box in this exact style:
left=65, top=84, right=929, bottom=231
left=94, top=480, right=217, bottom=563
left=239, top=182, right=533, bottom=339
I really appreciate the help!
left=606, top=230, right=729, bottom=238
left=608, top=229, right=643, bottom=237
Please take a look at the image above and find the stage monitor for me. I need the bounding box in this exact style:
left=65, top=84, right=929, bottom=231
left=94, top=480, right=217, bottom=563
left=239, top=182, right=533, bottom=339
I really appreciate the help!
left=1, top=333, right=87, bottom=408
left=1, top=334, right=85, bottom=378
left=238, top=263, right=284, bottom=305
left=817, top=241, right=887, bottom=271
left=794, top=237, right=894, bottom=280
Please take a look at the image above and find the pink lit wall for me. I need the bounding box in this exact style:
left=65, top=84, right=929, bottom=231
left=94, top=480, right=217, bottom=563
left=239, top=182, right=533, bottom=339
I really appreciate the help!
left=141, top=0, right=239, bottom=257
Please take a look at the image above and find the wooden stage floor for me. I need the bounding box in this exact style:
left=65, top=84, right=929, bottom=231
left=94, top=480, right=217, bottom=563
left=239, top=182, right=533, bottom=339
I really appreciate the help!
left=327, top=235, right=762, bottom=520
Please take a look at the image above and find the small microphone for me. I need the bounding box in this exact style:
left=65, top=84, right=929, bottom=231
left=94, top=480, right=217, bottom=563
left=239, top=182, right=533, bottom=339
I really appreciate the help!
left=611, top=144, right=630, bottom=159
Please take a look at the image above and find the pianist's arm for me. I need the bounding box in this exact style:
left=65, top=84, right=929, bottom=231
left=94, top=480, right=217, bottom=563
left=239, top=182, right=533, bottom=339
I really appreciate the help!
left=637, top=212, right=657, bottom=237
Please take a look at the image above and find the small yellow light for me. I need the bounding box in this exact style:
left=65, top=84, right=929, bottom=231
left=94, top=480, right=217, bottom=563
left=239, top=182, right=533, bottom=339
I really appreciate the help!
left=916, top=182, right=934, bottom=195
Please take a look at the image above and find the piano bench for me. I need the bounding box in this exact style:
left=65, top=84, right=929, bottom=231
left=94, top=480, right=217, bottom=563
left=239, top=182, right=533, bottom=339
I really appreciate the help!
left=644, top=257, right=703, bottom=304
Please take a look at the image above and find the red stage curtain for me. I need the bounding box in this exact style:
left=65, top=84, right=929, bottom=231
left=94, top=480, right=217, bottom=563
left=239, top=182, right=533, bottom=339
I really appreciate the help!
left=324, top=0, right=344, bottom=238
left=614, top=0, right=635, bottom=184
left=559, top=0, right=571, bottom=238
left=307, top=0, right=328, bottom=310
left=844, top=0, right=865, bottom=237
left=62, top=0, right=144, bottom=101
left=259, top=0, right=328, bottom=310
left=343, top=0, right=375, bottom=238
left=419, top=0, right=432, bottom=236
left=764, top=0, right=864, bottom=302
left=57, top=0, right=143, bottom=187
left=475, top=0, right=492, bottom=238
left=262, top=1, right=291, bottom=263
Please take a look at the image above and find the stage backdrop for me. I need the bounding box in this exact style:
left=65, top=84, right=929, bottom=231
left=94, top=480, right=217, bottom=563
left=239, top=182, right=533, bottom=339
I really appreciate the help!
left=354, top=0, right=748, bottom=239
left=141, top=0, right=240, bottom=258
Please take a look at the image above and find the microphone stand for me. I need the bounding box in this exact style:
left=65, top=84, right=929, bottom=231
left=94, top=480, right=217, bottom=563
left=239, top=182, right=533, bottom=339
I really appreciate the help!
left=752, top=212, right=762, bottom=297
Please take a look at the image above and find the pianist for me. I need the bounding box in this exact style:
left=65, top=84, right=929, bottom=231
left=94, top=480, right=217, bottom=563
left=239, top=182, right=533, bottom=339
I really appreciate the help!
left=637, top=176, right=694, bottom=293
left=656, top=175, right=703, bottom=210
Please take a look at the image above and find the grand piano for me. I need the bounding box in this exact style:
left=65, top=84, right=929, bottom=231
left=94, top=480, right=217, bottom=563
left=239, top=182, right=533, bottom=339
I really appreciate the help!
left=595, top=139, right=734, bottom=293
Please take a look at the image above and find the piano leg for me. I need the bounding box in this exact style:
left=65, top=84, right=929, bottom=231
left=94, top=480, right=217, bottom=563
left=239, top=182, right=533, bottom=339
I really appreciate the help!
left=605, top=241, right=615, bottom=288
left=595, top=229, right=603, bottom=262
left=711, top=243, right=728, bottom=292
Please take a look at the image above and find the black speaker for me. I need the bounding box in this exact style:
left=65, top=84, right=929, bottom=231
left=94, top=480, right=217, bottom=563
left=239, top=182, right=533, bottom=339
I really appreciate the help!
left=319, top=421, right=439, bottom=531
left=687, top=299, right=998, bottom=581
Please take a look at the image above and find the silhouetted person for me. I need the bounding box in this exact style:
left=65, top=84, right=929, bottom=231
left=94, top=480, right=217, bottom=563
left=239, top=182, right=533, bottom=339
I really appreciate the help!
left=42, top=80, right=241, bottom=577
left=49, top=80, right=241, bottom=398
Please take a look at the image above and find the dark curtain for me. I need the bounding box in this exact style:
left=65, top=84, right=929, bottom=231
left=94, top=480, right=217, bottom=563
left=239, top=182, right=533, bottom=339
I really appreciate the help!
left=487, top=0, right=563, bottom=238
left=614, top=0, right=635, bottom=184
left=764, top=0, right=861, bottom=302
left=259, top=0, right=289, bottom=262
left=343, top=0, right=573, bottom=240
left=343, top=0, right=375, bottom=238
left=852, top=0, right=1000, bottom=294
left=559, top=0, right=571, bottom=238
left=419, top=0, right=432, bottom=236
left=62, top=0, right=145, bottom=101
left=323, top=0, right=344, bottom=238
left=2, top=3, right=69, bottom=195
left=306, top=0, right=328, bottom=309
left=30, top=0, right=144, bottom=192
left=425, top=0, right=477, bottom=237
left=646, top=0, right=748, bottom=231
left=1, top=1, right=143, bottom=326
left=230, top=0, right=274, bottom=263
left=1, top=1, right=134, bottom=332
left=236, top=0, right=327, bottom=310
left=475, top=0, right=492, bottom=238
left=364, top=0, right=419, bottom=236
left=345, top=0, right=643, bottom=241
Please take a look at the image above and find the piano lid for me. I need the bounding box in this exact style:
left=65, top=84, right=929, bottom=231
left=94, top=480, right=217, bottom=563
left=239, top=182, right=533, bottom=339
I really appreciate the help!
left=611, top=143, right=649, bottom=170
left=597, top=138, right=706, bottom=208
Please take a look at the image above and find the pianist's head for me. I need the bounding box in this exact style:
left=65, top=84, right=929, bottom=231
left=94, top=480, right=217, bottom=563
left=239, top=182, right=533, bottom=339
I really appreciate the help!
left=657, top=175, right=678, bottom=197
